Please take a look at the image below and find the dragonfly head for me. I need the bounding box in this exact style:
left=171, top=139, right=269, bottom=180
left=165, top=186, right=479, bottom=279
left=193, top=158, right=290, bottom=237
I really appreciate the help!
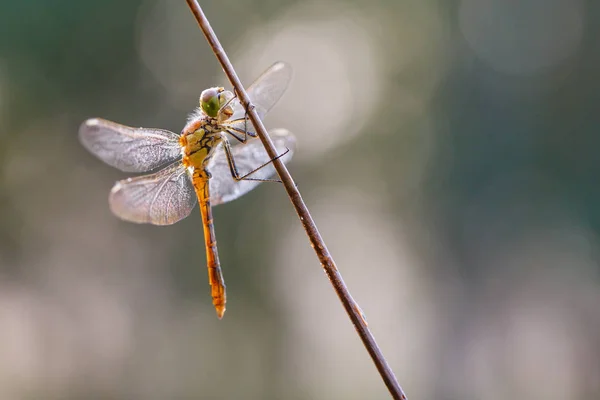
left=200, top=87, right=223, bottom=118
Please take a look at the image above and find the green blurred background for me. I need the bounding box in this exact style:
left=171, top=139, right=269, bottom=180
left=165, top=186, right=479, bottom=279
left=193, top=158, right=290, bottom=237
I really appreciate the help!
left=1, top=0, right=599, bottom=399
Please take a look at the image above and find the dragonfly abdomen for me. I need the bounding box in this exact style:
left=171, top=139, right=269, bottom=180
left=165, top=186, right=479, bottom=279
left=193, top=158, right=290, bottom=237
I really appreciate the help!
left=193, top=168, right=227, bottom=319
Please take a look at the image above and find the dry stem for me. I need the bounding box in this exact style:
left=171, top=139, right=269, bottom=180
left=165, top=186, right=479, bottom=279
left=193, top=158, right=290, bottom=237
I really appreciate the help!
left=185, top=1, right=408, bottom=398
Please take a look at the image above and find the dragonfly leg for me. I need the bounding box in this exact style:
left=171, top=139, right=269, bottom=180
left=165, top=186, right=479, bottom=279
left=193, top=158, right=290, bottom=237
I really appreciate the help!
left=242, top=100, right=256, bottom=140
left=226, top=128, right=248, bottom=143
left=224, top=107, right=257, bottom=143
left=233, top=87, right=257, bottom=141
left=219, top=134, right=289, bottom=183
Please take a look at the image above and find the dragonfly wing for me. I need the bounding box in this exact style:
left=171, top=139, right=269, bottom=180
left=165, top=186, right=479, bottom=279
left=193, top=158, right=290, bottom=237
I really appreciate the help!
left=79, top=118, right=182, bottom=173
left=109, top=162, right=197, bottom=225
left=245, top=61, right=293, bottom=118
left=208, top=129, right=296, bottom=205
left=223, top=62, right=293, bottom=136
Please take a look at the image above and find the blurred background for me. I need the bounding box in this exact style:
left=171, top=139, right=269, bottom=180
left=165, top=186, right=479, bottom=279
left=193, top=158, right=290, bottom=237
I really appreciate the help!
left=1, top=0, right=599, bottom=399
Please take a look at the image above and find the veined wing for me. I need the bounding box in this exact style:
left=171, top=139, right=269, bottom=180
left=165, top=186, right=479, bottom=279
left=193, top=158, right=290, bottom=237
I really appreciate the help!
left=79, top=118, right=182, bottom=173
left=222, top=62, right=293, bottom=136
left=208, top=129, right=296, bottom=205
left=109, top=162, right=197, bottom=225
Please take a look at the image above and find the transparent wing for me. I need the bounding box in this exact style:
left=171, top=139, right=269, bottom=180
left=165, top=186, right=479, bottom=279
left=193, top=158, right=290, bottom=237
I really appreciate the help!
left=79, top=118, right=182, bottom=173
left=208, top=129, right=296, bottom=205
left=109, top=162, right=197, bottom=225
left=222, top=62, right=293, bottom=136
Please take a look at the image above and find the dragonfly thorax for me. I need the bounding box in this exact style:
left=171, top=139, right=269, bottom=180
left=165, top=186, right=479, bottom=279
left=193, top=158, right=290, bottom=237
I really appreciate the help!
left=180, top=119, right=225, bottom=170
left=180, top=86, right=237, bottom=171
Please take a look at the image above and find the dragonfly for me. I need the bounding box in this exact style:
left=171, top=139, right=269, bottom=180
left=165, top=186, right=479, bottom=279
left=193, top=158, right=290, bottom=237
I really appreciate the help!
left=79, top=62, right=295, bottom=319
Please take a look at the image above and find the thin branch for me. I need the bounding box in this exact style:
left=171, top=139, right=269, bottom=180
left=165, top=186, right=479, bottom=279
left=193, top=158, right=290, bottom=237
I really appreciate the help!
left=185, top=1, right=408, bottom=399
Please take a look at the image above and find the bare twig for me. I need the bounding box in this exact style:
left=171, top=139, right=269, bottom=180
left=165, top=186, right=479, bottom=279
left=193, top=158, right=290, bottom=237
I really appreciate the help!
left=185, top=1, right=408, bottom=399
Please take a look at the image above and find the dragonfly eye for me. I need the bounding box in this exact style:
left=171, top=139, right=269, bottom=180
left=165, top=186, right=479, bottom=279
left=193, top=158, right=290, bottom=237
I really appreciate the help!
left=200, top=88, right=220, bottom=118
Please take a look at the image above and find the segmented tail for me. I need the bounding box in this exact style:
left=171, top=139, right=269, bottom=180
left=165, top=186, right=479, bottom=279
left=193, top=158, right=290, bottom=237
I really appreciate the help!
left=193, top=169, right=226, bottom=318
